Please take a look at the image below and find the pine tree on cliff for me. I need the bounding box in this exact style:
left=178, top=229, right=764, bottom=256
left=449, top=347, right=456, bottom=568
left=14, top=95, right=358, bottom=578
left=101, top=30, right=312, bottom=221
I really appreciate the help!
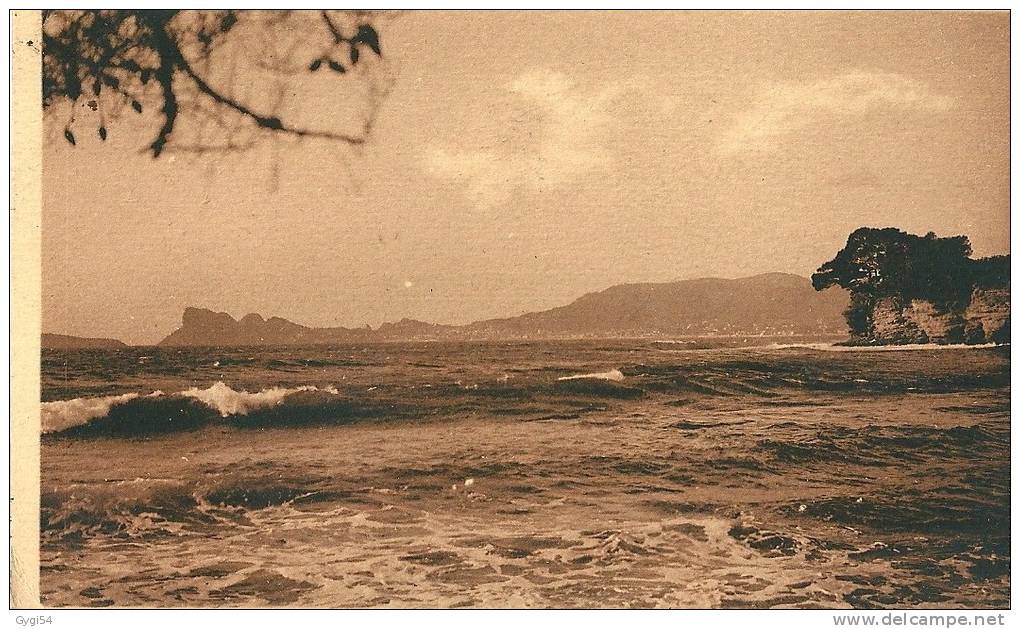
left=812, top=228, right=1009, bottom=343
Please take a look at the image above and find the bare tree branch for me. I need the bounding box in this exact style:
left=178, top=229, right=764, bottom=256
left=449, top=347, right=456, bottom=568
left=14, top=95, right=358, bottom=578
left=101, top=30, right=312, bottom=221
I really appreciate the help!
left=177, top=58, right=368, bottom=145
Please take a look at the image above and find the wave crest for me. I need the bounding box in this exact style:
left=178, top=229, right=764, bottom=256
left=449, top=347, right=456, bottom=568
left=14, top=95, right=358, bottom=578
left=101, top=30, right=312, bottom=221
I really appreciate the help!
left=179, top=381, right=338, bottom=417
left=42, top=382, right=344, bottom=435
left=557, top=368, right=625, bottom=382
left=42, top=392, right=143, bottom=434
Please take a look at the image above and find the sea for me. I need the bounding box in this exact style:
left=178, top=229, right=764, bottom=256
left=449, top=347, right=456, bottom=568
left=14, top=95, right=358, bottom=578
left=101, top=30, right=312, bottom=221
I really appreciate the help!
left=38, top=339, right=1010, bottom=608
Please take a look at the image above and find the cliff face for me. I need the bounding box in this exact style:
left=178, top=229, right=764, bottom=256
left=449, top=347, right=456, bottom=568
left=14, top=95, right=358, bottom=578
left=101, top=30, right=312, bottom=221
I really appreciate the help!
left=864, top=288, right=1010, bottom=345
left=965, top=288, right=1010, bottom=343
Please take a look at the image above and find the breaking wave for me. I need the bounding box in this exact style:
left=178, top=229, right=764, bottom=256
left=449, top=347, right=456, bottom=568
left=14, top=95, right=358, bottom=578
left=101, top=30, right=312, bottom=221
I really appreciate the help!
left=40, top=474, right=350, bottom=543
left=42, top=392, right=146, bottom=434
left=42, top=382, right=356, bottom=437
left=178, top=381, right=339, bottom=417
left=558, top=368, right=625, bottom=382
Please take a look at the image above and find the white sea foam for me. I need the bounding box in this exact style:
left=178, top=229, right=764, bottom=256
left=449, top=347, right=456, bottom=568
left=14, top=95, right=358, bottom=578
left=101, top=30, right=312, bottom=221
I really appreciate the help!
left=558, top=368, right=625, bottom=382
left=41, top=392, right=142, bottom=433
left=178, top=381, right=339, bottom=417
left=41, top=382, right=343, bottom=432
left=765, top=342, right=1006, bottom=352
left=653, top=340, right=1007, bottom=353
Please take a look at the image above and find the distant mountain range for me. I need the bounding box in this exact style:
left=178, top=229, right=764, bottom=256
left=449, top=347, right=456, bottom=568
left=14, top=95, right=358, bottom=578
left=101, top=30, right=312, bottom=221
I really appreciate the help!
left=41, top=333, right=128, bottom=350
left=156, top=273, right=850, bottom=347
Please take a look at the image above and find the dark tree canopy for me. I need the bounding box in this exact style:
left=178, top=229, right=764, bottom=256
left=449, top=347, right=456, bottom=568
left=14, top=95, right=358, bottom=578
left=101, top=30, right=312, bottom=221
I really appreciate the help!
left=969, top=254, right=1011, bottom=289
left=810, top=227, right=1006, bottom=309
left=42, top=10, right=390, bottom=157
left=813, top=227, right=1010, bottom=338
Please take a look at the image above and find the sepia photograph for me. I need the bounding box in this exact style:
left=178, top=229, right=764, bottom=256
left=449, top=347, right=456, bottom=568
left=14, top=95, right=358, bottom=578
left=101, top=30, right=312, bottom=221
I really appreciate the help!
left=8, top=8, right=1012, bottom=614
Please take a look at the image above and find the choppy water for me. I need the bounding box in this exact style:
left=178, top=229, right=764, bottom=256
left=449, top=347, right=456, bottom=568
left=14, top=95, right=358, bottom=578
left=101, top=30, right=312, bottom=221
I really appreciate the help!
left=40, top=340, right=1009, bottom=608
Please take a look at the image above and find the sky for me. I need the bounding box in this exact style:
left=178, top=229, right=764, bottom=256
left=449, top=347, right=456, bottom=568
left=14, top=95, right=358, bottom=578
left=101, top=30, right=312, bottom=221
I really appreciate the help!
left=42, top=11, right=1010, bottom=345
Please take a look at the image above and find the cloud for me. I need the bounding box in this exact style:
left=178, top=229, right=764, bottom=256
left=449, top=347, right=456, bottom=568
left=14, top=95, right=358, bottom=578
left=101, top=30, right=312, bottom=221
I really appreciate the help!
left=719, top=70, right=955, bottom=154
left=424, top=69, right=658, bottom=208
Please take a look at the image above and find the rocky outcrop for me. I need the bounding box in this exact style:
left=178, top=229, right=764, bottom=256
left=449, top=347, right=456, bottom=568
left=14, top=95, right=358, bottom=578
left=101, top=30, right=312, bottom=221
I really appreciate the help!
left=159, top=307, right=375, bottom=346
left=814, top=228, right=1009, bottom=346
left=850, top=288, right=1008, bottom=346
left=964, top=288, right=1010, bottom=344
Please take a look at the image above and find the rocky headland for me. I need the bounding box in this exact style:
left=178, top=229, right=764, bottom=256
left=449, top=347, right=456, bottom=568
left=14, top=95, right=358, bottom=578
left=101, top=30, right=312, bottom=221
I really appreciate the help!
left=812, top=228, right=1009, bottom=345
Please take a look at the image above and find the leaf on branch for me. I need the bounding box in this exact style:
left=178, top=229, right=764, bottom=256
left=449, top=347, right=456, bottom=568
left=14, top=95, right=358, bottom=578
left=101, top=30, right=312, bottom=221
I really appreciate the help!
left=131, top=100, right=143, bottom=113
left=99, top=126, right=107, bottom=141
left=328, top=60, right=346, bottom=73
left=220, top=12, right=237, bottom=32
left=66, top=77, right=82, bottom=101
left=257, top=117, right=284, bottom=130
left=356, top=25, right=381, bottom=55
left=308, top=58, right=323, bottom=71
left=64, top=129, right=76, bottom=146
